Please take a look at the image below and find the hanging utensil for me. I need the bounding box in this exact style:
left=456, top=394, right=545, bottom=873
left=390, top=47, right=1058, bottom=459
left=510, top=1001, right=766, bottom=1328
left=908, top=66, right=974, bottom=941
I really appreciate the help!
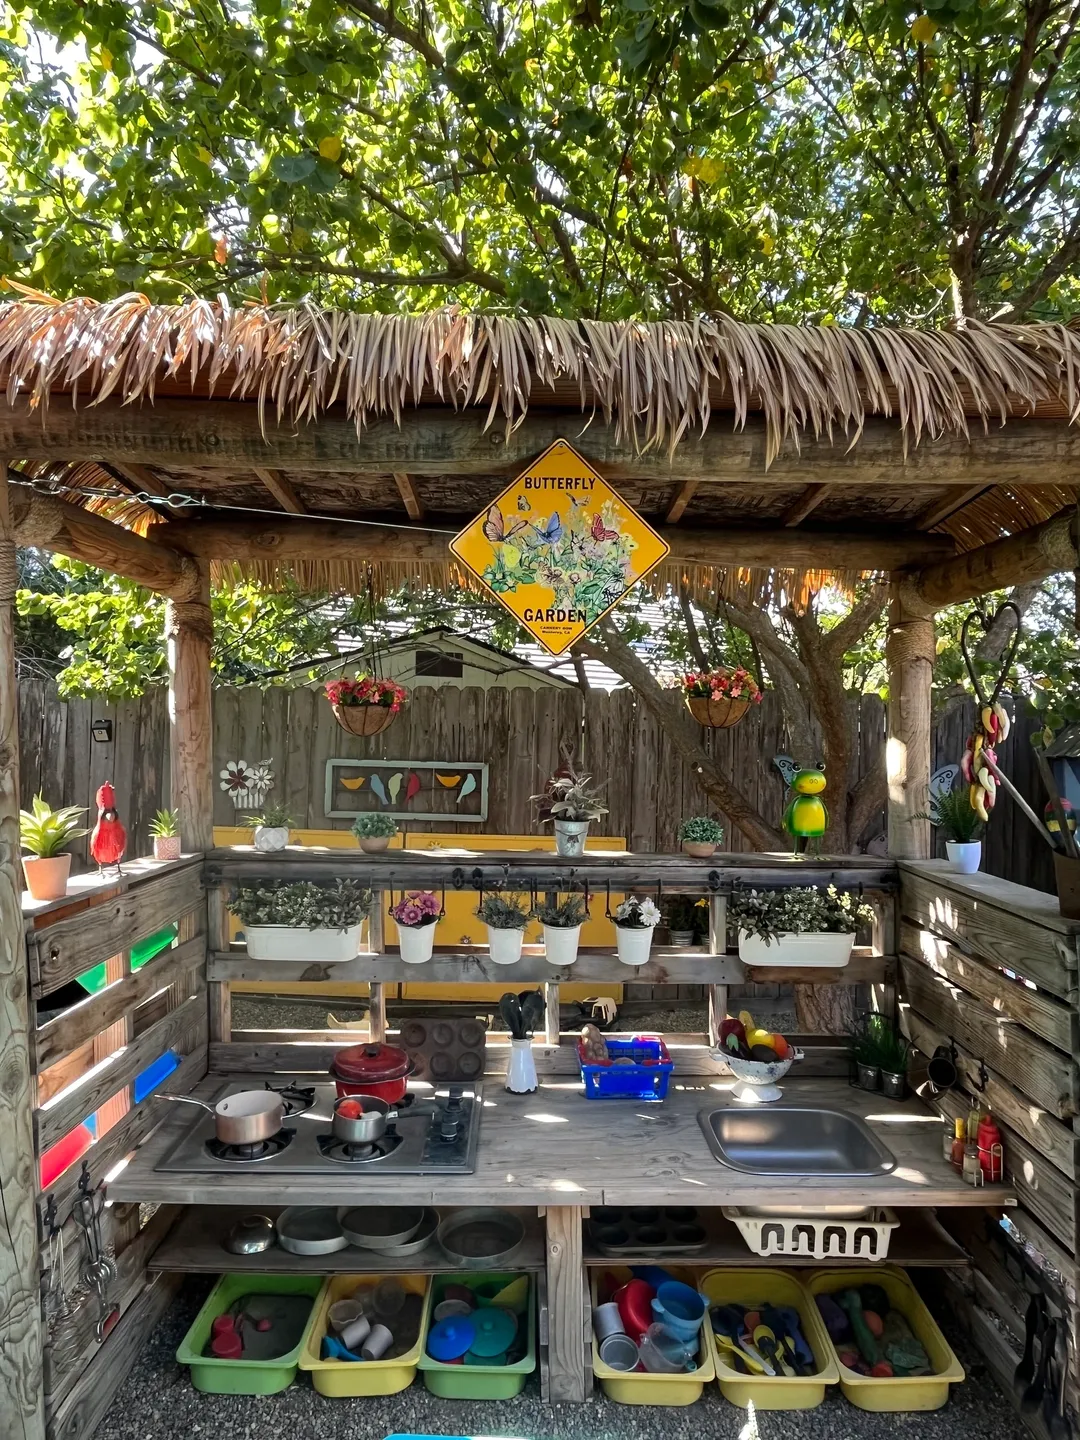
left=499, top=992, right=524, bottom=1039
left=72, top=1184, right=119, bottom=1340
left=519, top=989, right=546, bottom=1037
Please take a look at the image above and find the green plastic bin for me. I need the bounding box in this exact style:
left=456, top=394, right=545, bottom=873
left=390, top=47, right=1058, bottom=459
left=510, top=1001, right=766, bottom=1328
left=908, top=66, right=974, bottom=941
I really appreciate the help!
left=176, top=1273, right=324, bottom=1394
left=417, top=1273, right=536, bottom=1399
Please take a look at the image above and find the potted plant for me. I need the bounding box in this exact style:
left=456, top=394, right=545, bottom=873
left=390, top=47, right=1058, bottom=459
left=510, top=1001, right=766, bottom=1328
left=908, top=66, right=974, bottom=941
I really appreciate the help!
left=531, top=759, right=608, bottom=857
left=728, top=885, right=875, bottom=968
left=149, top=808, right=181, bottom=862
left=849, top=1015, right=909, bottom=1097
left=231, top=879, right=372, bottom=963
left=915, top=785, right=984, bottom=874
left=390, top=890, right=441, bottom=963
left=681, top=666, right=763, bottom=729
left=19, top=795, right=88, bottom=901
left=533, top=894, right=587, bottom=965
left=476, top=892, right=531, bottom=965
left=613, top=895, right=662, bottom=966
left=850, top=1030, right=882, bottom=1093
left=325, top=675, right=408, bottom=737
left=678, top=815, right=725, bottom=858
left=352, top=812, right=398, bottom=854
left=242, top=802, right=294, bottom=853
left=667, top=895, right=707, bottom=947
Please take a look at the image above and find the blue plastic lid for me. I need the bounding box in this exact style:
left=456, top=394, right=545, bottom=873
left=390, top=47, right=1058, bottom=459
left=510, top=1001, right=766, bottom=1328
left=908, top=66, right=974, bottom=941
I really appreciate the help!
left=426, top=1316, right=476, bottom=1362
left=467, top=1306, right=516, bottom=1358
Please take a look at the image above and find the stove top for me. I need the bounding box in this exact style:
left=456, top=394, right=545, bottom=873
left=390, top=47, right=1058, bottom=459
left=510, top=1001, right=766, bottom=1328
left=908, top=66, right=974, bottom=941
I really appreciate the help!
left=154, top=1080, right=482, bottom=1175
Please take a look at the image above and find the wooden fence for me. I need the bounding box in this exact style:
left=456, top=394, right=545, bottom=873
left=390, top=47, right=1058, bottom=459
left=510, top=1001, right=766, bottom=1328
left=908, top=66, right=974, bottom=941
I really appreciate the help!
left=17, top=678, right=1057, bottom=891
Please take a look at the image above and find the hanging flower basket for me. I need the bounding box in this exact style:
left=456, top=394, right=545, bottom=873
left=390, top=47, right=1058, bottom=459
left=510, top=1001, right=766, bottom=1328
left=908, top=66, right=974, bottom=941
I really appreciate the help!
left=325, top=677, right=408, bottom=738
left=681, top=667, right=763, bottom=730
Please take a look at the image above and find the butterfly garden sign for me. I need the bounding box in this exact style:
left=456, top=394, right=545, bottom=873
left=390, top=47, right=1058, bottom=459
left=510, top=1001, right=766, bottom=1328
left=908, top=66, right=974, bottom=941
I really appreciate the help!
left=450, top=440, right=670, bottom=655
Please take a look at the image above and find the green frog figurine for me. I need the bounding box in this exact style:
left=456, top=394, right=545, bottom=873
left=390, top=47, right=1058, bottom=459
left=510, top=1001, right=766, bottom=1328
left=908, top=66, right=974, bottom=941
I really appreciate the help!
left=783, top=765, right=828, bottom=854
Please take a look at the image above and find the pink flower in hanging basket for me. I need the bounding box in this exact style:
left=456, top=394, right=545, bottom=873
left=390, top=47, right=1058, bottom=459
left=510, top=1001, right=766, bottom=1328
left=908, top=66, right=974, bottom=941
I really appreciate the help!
left=681, top=667, right=763, bottom=704
left=325, top=675, right=409, bottom=711
left=391, top=890, right=440, bottom=928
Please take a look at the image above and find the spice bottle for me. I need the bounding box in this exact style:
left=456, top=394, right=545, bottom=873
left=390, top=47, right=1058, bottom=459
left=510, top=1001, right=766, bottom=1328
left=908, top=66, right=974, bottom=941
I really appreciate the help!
left=950, top=1116, right=966, bottom=1171
left=942, top=1119, right=954, bottom=1163
left=977, top=1111, right=1005, bottom=1182
left=962, top=1138, right=983, bottom=1186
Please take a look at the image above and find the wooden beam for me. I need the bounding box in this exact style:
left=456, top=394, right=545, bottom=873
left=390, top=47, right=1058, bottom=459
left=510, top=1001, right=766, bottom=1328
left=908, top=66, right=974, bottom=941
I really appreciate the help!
left=665, top=478, right=699, bottom=523
left=782, top=483, right=833, bottom=526
left=9, top=481, right=202, bottom=598
left=166, top=558, right=215, bottom=851
left=103, top=460, right=171, bottom=500
left=166, top=513, right=954, bottom=572
left=886, top=586, right=934, bottom=859
left=0, top=461, right=46, bottom=1440
left=253, top=467, right=306, bottom=515
left=905, top=506, right=1077, bottom=611
left=4, top=394, right=1079, bottom=487
left=392, top=472, right=424, bottom=520
left=914, top=483, right=989, bottom=531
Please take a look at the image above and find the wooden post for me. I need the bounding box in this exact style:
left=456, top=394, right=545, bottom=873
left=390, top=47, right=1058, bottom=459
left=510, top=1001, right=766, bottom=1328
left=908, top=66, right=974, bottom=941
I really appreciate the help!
left=207, top=884, right=231, bottom=1044
left=544, top=982, right=560, bottom=1047
left=165, top=559, right=214, bottom=853
left=0, top=460, right=46, bottom=1440
left=545, top=1206, right=587, bottom=1402
left=707, top=895, right=728, bottom=1047
left=886, top=587, right=935, bottom=859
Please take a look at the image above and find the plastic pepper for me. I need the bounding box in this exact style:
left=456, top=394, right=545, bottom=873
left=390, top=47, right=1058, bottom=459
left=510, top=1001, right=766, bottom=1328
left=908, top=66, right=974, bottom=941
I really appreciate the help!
left=836, top=1289, right=881, bottom=1366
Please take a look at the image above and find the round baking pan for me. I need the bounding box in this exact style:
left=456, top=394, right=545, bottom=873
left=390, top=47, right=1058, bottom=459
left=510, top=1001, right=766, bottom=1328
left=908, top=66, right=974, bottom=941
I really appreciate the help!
left=276, top=1206, right=347, bottom=1255
left=437, top=1207, right=526, bottom=1269
left=338, top=1205, right=425, bottom=1251
left=369, top=1206, right=439, bottom=1258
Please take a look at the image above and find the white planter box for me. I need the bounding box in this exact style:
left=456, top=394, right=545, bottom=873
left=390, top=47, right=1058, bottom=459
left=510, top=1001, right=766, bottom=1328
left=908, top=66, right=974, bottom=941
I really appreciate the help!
left=543, top=923, right=581, bottom=965
left=738, top=930, right=855, bottom=968
left=245, top=923, right=363, bottom=963
left=616, top=924, right=656, bottom=966
left=399, top=923, right=436, bottom=964
left=487, top=926, right=524, bottom=965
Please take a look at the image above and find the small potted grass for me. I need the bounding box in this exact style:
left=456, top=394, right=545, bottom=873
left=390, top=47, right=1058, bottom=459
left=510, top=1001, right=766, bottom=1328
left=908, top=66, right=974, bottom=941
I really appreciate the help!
left=149, top=808, right=181, bottom=862
left=477, top=891, right=531, bottom=965
left=242, top=802, right=294, bottom=853
left=534, top=894, right=587, bottom=965
left=352, top=811, right=398, bottom=853
left=678, top=815, right=725, bottom=858
left=916, top=786, right=984, bottom=874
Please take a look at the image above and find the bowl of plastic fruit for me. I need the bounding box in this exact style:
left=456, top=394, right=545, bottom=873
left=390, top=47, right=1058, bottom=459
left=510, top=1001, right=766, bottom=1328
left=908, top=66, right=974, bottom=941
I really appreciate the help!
left=713, top=1011, right=803, bottom=1103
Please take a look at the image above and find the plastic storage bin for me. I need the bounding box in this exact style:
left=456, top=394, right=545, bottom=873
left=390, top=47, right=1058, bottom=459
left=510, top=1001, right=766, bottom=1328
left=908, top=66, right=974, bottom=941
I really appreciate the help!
left=176, top=1273, right=324, bottom=1394
left=698, top=1266, right=839, bottom=1410
left=298, top=1273, right=430, bottom=1396
left=807, top=1266, right=964, bottom=1411
left=590, top=1266, right=715, bottom=1405
left=418, top=1272, right=536, bottom=1398
left=578, top=1036, right=673, bottom=1100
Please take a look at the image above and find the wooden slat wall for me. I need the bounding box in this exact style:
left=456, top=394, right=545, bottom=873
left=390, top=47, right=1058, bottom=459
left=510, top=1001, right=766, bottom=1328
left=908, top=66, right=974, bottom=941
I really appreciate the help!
left=28, top=864, right=209, bottom=1435
left=897, top=860, right=1080, bottom=1409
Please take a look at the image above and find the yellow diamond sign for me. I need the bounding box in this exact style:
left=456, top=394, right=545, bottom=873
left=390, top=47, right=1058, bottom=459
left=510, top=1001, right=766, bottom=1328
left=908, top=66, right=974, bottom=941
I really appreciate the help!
left=450, top=440, right=670, bottom=656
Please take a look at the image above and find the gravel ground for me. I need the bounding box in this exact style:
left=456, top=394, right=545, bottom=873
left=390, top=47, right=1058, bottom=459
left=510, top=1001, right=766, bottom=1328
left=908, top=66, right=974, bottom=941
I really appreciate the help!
left=100, top=1276, right=1012, bottom=1440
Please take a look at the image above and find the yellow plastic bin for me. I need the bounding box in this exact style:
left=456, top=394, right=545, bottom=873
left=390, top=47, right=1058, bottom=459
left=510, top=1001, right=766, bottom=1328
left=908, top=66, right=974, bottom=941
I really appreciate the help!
left=807, top=1266, right=964, bottom=1411
left=298, top=1274, right=430, bottom=1397
left=698, top=1267, right=839, bottom=1410
left=590, top=1267, right=715, bottom=1406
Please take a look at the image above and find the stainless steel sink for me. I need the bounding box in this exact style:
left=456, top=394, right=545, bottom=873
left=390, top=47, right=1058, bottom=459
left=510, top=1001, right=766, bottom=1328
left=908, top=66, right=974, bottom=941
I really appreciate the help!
left=699, top=1106, right=896, bottom=1178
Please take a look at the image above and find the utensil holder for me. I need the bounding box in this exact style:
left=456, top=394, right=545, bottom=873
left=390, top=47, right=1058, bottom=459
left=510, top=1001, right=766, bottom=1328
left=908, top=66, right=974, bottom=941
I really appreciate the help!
left=506, top=1038, right=538, bottom=1093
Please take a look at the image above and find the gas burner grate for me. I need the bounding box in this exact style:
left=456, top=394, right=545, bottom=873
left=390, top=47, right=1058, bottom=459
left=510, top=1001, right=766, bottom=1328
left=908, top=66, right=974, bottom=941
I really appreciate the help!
left=316, top=1131, right=403, bottom=1165
left=206, top=1128, right=295, bottom=1163
left=264, top=1082, right=317, bottom=1117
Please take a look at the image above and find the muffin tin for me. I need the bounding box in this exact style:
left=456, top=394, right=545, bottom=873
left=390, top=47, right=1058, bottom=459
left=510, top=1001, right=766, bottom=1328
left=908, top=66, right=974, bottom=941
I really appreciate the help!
left=399, top=1018, right=487, bottom=1084
left=588, top=1206, right=708, bottom=1258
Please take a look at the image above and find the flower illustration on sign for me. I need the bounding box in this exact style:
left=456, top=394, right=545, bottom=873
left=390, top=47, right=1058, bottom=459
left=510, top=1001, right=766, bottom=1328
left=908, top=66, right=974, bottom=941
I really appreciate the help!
left=219, top=759, right=273, bottom=809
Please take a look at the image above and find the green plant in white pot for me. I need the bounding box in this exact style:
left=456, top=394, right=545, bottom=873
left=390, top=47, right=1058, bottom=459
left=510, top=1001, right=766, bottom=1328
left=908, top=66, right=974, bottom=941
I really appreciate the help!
left=477, top=891, right=530, bottom=965
left=532, top=759, right=607, bottom=857
left=232, top=880, right=372, bottom=963
left=729, top=886, right=874, bottom=969
left=533, top=894, right=587, bottom=966
left=243, top=802, right=294, bottom=853
left=678, top=815, right=725, bottom=858
left=915, top=786, right=984, bottom=875
left=352, top=811, right=398, bottom=854
left=19, top=795, right=88, bottom=901
left=613, top=895, right=662, bottom=966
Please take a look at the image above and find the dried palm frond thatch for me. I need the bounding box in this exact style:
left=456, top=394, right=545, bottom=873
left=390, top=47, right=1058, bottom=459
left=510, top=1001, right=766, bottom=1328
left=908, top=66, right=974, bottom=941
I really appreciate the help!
left=3, top=292, right=1080, bottom=463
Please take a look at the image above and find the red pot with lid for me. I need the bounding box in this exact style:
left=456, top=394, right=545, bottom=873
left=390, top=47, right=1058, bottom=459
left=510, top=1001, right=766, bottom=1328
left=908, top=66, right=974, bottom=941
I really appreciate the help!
left=330, top=1041, right=414, bottom=1102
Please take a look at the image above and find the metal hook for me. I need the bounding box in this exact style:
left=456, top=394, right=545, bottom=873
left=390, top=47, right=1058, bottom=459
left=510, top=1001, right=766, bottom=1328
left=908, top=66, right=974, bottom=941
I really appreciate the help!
left=707, top=869, right=721, bottom=893
left=973, top=1057, right=990, bottom=1093
left=44, top=1193, right=59, bottom=1240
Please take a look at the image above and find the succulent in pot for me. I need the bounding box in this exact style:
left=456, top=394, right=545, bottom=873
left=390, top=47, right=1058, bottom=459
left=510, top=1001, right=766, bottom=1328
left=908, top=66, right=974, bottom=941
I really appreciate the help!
left=243, top=802, right=294, bottom=853
left=149, top=808, right=181, bottom=862
left=231, top=879, right=372, bottom=963
left=914, top=785, right=984, bottom=875
left=533, top=893, right=587, bottom=966
left=476, top=891, right=530, bottom=966
left=531, top=754, right=607, bottom=857
left=19, top=794, right=89, bottom=901
left=612, top=895, right=662, bottom=966
left=351, top=811, right=398, bottom=853
left=728, top=885, right=875, bottom=969
left=390, top=890, right=441, bottom=964
left=678, top=815, right=725, bottom=858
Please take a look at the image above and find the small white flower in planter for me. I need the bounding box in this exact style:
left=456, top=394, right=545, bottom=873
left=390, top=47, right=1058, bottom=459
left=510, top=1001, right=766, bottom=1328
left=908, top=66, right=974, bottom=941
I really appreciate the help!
left=729, top=885, right=875, bottom=969
left=613, top=896, right=662, bottom=966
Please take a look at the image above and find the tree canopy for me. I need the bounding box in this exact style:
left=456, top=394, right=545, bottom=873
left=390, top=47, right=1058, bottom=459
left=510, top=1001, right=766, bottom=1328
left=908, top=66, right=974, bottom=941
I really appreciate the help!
left=4, top=0, right=1080, bottom=321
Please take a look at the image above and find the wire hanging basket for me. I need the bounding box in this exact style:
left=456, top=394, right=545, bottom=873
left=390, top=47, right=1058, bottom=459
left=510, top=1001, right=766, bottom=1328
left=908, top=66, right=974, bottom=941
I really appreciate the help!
left=685, top=695, right=751, bottom=730
left=331, top=703, right=398, bottom=737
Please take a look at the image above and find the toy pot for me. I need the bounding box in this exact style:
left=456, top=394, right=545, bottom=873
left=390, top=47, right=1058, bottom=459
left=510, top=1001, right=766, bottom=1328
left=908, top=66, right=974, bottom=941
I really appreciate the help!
left=22, top=854, right=71, bottom=902
left=615, top=1279, right=654, bottom=1340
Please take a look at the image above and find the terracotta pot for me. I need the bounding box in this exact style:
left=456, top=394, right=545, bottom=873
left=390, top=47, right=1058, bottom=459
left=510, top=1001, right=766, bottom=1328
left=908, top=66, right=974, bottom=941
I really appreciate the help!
left=358, top=835, right=392, bottom=853
left=22, top=853, right=71, bottom=901
left=152, top=835, right=182, bottom=862
left=682, top=841, right=717, bottom=858
left=332, top=703, right=396, bottom=737
left=686, top=694, right=751, bottom=729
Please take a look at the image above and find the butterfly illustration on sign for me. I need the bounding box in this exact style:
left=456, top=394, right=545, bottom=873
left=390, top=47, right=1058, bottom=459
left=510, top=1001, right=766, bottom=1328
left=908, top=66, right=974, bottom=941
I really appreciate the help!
left=324, top=759, right=489, bottom=822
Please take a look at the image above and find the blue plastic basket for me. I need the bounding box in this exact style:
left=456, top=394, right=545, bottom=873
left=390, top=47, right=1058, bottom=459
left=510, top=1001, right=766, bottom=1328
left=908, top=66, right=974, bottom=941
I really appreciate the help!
left=578, top=1036, right=673, bottom=1100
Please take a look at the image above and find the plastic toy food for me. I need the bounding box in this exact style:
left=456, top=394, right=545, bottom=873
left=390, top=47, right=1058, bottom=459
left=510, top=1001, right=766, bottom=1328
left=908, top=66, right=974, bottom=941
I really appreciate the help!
left=720, top=1009, right=790, bottom=1063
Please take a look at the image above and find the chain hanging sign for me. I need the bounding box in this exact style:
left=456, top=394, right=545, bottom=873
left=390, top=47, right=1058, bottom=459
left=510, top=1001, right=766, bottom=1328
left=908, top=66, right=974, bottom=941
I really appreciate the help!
left=449, top=440, right=669, bottom=655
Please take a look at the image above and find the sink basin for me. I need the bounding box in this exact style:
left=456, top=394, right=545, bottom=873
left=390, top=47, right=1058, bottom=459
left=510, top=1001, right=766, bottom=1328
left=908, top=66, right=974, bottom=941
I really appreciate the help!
left=699, top=1106, right=896, bottom=1178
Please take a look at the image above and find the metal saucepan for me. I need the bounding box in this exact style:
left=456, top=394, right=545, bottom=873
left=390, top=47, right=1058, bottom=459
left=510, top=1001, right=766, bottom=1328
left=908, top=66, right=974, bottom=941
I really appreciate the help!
left=332, top=1094, right=394, bottom=1145
left=155, top=1090, right=284, bottom=1145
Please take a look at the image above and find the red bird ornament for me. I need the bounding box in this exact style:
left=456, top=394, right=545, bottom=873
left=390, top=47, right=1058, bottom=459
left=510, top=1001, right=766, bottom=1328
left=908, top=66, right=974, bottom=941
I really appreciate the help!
left=90, top=782, right=127, bottom=874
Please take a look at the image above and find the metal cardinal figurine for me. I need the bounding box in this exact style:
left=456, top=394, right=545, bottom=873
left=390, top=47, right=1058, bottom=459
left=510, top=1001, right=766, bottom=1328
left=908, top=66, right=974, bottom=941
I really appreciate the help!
left=90, top=782, right=127, bottom=874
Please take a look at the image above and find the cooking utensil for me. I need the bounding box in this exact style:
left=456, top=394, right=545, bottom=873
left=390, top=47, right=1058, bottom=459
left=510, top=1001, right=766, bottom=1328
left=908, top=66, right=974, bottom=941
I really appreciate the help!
left=226, top=1214, right=277, bottom=1255
left=331, top=1094, right=394, bottom=1145
left=327, top=1298, right=365, bottom=1333
left=156, top=1089, right=285, bottom=1145
left=499, top=992, right=524, bottom=1038
left=650, top=1280, right=707, bottom=1343
left=338, top=1205, right=425, bottom=1251
left=435, top=1299, right=474, bottom=1321
left=436, top=1207, right=526, bottom=1269
left=519, top=989, right=546, bottom=1037
left=330, top=1040, right=414, bottom=1102
left=339, top=1314, right=372, bottom=1351
left=275, top=1207, right=348, bottom=1256
left=1022, top=1318, right=1057, bottom=1415
left=1015, top=1293, right=1043, bottom=1393
left=593, top=1301, right=625, bottom=1341
left=371, top=1206, right=439, bottom=1258
left=72, top=1181, right=119, bottom=1340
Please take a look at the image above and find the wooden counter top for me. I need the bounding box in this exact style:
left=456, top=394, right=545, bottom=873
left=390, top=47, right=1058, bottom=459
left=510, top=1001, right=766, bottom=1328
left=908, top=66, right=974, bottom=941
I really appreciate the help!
left=111, top=1073, right=1012, bottom=1211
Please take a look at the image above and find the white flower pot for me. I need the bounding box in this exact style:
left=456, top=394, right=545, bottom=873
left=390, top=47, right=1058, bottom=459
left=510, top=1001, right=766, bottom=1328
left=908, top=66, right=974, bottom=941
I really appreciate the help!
left=543, top=923, right=581, bottom=966
left=554, top=819, right=590, bottom=857
left=506, top=1037, right=538, bottom=1093
left=253, top=825, right=290, bottom=853
left=946, top=840, right=982, bottom=874
left=616, top=924, right=656, bottom=966
left=487, top=926, right=524, bottom=965
left=398, top=923, right=436, bottom=964
left=244, top=923, right=363, bottom=963
left=737, top=930, right=855, bottom=968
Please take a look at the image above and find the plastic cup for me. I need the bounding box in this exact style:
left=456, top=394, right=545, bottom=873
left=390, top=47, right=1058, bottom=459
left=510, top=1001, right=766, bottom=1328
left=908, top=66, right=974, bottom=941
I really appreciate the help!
left=599, top=1333, right=639, bottom=1372
left=361, top=1322, right=393, bottom=1361
left=327, top=1299, right=365, bottom=1334
left=373, top=1278, right=406, bottom=1318
left=338, top=1313, right=371, bottom=1351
